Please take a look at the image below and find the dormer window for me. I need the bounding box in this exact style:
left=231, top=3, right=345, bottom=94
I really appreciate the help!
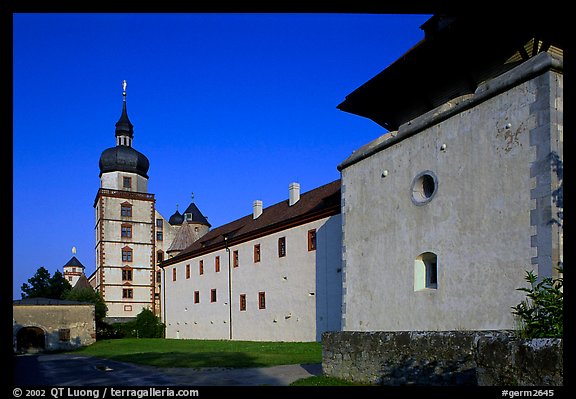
left=184, top=213, right=192, bottom=221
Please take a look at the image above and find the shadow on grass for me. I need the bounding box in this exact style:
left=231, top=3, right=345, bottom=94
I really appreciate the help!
left=105, top=351, right=267, bottom=369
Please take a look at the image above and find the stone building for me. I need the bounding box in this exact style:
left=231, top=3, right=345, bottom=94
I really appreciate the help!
left=161, top=180, right=342, bottom=341
left=336, top=14, right=563, bottom=332
left=13, top=298, right=96, bottom=352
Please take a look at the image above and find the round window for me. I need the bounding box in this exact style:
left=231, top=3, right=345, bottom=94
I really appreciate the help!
left=411, top=171, right=438, bottom=205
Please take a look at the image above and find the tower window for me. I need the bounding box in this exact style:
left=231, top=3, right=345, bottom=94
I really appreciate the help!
left=122, top=288, right=133, bottom=299
left=414, top=252, right=438, bottom=291
left=156, top=231, right=163, bottom=241
left=157, top=250, right=164, bottom=264
left=122, top=268, right=133, bottom=281
left=121, top=203, right=132, bottom=217
left=121, top=224, right=132, bottom=238
left=123, top=176, right=132, bottom=189
left=122, top=247, right=133, bottom=262
left=156, top=219, right=163, bottom=228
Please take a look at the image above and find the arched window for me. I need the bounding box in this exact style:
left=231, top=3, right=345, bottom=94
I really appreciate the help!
left=414, top=252, right=438, bottom=291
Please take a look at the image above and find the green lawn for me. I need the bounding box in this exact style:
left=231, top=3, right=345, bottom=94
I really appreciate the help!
left=70, top=338, right=322, bottom=369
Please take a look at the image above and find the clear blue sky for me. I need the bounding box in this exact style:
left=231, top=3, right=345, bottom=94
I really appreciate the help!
left=13, top=13, right=431, bottom=298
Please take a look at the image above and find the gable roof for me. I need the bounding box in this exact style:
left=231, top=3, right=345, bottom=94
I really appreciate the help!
left=161, top=179, right=341, bottom=266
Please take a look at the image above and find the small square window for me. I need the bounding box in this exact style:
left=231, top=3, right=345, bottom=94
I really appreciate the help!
left=156, top=219, right=163, bottom=228
left=122, top=288, right=133, bottom=299
left=123, top=176, right=132, bottom=189
left=59, top=328, right=71, bottom=342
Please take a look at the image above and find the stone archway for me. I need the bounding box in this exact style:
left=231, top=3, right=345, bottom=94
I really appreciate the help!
left=16, top=327, right=45, bottom=353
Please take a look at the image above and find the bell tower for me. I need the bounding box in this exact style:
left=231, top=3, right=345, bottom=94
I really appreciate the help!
left=92, top=81, right=157, bottom=323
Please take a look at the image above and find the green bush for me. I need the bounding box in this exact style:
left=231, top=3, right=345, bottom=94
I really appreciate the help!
left=512, top=269, right=563, bottom=338
left=134, top=308, right=165, bottom=338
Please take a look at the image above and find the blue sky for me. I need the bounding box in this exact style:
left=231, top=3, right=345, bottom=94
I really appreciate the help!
left=13, top=13, right=431, bottom=298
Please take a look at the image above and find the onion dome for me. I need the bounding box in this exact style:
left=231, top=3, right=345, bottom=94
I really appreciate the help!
left=98, top=80, right=150, bottom=178
left=169, top=208, right=184, bottom=225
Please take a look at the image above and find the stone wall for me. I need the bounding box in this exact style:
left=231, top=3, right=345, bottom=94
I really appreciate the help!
left=322, top=331, right=562, bottom=386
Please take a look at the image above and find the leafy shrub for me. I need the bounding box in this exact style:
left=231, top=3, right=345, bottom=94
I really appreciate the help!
left=512, top=269, right=563, bottom=338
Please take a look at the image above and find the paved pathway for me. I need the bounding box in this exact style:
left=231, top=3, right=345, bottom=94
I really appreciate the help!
left=13, top=354, right=322, bottom=386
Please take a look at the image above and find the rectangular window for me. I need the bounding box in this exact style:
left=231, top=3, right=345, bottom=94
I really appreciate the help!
left=122, top=247, right=133, bottom=262
left=211, top=288, right=217, bottom=303
left=157, top=251, right=164, bottom=264
left=156, top=231, right=163, bottom=241
left=156, top=219, right=163, bottom=228
left=258, top=292, right=266, bottom=309
left=186, top=264, right=190, bottom=279
left=172, top=268, right=177, bottom=282
left=121, top=224, right=132, bottom=238
left=124, top=305, right=133, bottom=312
left=240, top=294, right=246, bottom=311
left=194, top=291, right=200, bottom=304
left=233, top=250, right=239, bottom=268
left=199, top=260, right=204, bottom=275
left=58, top=328, right=71, bottom=342
left=215, top=256, right=220, bottom=272
left=308, top=229, right=317, bottom=251
left=121, top=204, right=132, bottom=217
left=278, top=237, right=286, bottom=257
left=123, top=176, right=132, bottom=189
left=156, top=271, right=162, bottom=284
left=254, top=244, right=261, bottom=263
left=122, top=288, right=133, bottom=299
left=122, top=269, right=133, bottom=281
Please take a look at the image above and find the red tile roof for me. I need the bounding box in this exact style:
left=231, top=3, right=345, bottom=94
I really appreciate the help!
left=161, top=179, right=340, bottom=266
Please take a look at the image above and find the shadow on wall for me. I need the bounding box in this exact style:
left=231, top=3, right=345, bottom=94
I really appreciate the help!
left=13, top=324, right=86, bottom=354
left=315, top=216, right=343, bottom=342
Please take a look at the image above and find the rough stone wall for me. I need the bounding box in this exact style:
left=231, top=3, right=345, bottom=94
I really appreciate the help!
left=322, top=331, right=562, bottom=386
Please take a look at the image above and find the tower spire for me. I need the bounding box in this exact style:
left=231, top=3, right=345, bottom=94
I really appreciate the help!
left=115, top=79, right=134, bottom=146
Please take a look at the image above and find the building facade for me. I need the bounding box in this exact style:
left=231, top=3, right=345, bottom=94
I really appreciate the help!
left=337, top=15, right=563, bottom=332
left=161, top=180, right=342, bottom=341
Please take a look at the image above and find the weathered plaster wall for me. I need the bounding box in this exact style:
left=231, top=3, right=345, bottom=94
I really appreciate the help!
left=340, top=54, right=562, bottom=332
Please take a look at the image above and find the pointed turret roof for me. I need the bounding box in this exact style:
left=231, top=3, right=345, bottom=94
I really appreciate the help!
left=167, top=221, right=199, bottom=254
left=63, top=256, right=85, bottom=269
left=183, top=202, right=211, bottom=227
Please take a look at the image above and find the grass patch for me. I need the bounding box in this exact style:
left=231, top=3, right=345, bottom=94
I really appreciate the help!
left=290, top=376, right=371, bottom=386
left=69, top=338, right=322, bottom=369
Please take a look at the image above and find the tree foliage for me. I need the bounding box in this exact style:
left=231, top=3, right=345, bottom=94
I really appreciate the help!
left=512, top=269, right=563, bottom=338
left=21, top=266, right=72, bottom=299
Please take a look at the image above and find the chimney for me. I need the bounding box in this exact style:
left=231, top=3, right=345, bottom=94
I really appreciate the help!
left=253, top=200, right=263, bottom=219
left=289, top=182, right=300, bottom=206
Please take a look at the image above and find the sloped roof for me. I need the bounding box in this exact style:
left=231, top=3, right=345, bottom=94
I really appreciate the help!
left=337, top=13, right=564, bottom=132
left=72, top=274, right=93, bottom=291
left=63, top=256, right=85, bottom=269
left=161, top=179, right=341, bottom=266
left=167, top=221, right=200, bottom=253
left=182, top=202, right=211, bottom=227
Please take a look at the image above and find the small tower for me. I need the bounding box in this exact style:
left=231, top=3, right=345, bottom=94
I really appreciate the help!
left=63, top=246, right=86, bottom=287
left=166, top=194, right=210, bottom=258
